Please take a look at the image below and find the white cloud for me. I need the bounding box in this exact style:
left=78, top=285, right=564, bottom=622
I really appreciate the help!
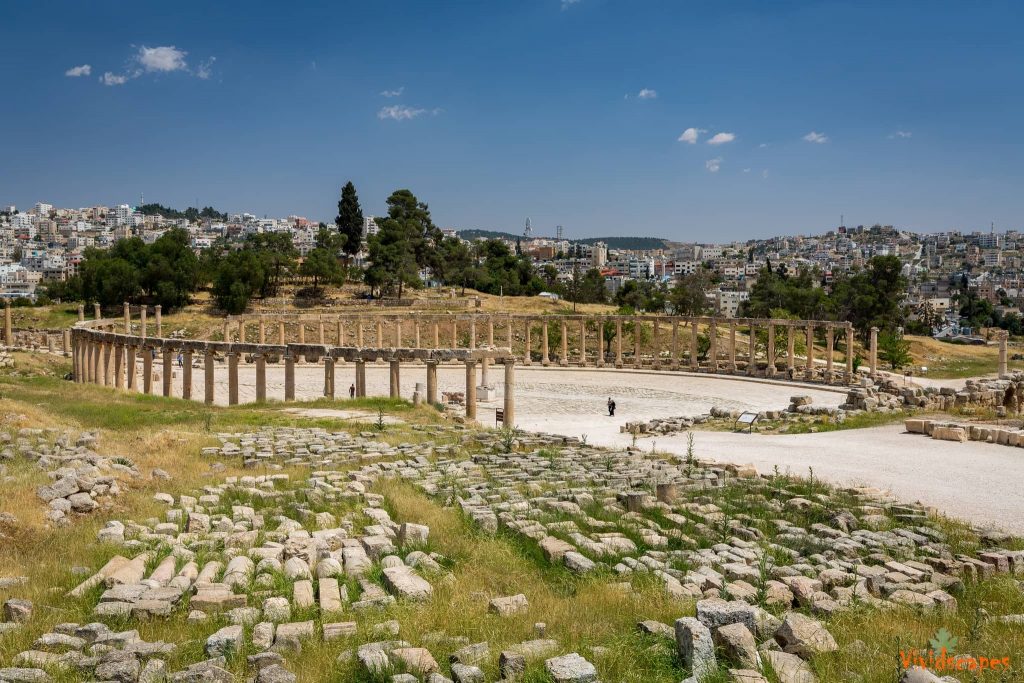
left=889, top=130, right=912, bottom=139
left=100, top=72, right=128, bottom=86
left=65, top=64, right=91, bottom=77
left=758, top=143, right=769, bottom=148
left=803, top=131, right=828, bottom=144
left=637, top=88, right=657, bottom=100
left=137, top=45, right=188, bottom=73
left=678, top=127, right=705, bottom=144
left=743, top=168, right=751, bottom=173
left=380, top=87, right=405, bottom=98
left=705, top=158, right=722, bottom=173
left=196, top=57, right=215, bottom=80
left=707, top=132, right=736, bottom=146
left=377, top=105, right=442, bottom=121
left=561, top=0, right=582, bottom=9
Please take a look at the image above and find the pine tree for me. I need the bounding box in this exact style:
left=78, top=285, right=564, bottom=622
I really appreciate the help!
left=335, top=181, right=364, bottom=258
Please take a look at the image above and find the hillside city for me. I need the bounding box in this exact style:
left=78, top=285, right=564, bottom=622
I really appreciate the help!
left=0, top=198, right=1015, bottom=339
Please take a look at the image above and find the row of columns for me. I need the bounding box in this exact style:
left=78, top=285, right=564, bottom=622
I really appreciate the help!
left=71, top=332, right=516, bottom=425
left=220, top=314, right=864, bottom=384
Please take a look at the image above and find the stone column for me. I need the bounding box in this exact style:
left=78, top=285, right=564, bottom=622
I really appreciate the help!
left=506, top=317, right=513, bottom=351
left=414, top=322, right=420, bottom=348
left=318, top=319, right=325, bottom=345
left=747, top=322, right=756, bottom=376
left=259, top=319, right=266, bottom=344
left=63, top=329, right=71, bottom=357
left=93, top=302, right=101, bottom=320
left=845, top=325, right=855, bottom=382
left=182, top=350, right=192, bottom=400
left=357, top=318, right=365, bottom=346
left=393, top=320, right=402, bottom=348
left=155, top=305, right=162, bottom=337
left=222, top=320, right=230, bottom=343
left=524, top=319, right=532, bottom=366
left=805, top=323, right=815, bottom=380
left=729, top=321, right=737, bottom=374
left=162, top=347, right=173, bottom=397
left=375, top=320, right=383, bottom=347
left=143, top=346, right=153, bottom=394
left=389, top=359, right=401, bottom=398
left=355, top=359, right=366, bottom=397
left=78, top=304, right=85, bottom=322
left=324, top=357, right=335, bottom=399
left=127, top=345, right=138, bottom=391
left=579, top=319, right=587, bottom=366
left=92, top=341, right=100, bottom=383
left=101, top=342, right=112, bottom=386
left=869, top=326, right=879, bottom=375
left=337, top=320, right=345, bottom=346
left=766, top=322, right=776, bottom=377
left=298, top=321, right=306, bottom=345
left=787, top=324, right=796, bottom=373
left=541, top=321, right=550, bottom=366
left=999, top=330, right=1009, bottom=378
left=3, top=301, right=12, bottom=347
left=689, top=321, right=699, bottom=371
left=433, top=321, right=440, bottom=347
left=426, top=361, right=438, bottom=404
left=615, top=319, right=624, bottom=368
left=123, top=302, right=131, bottom=333
left=503, top=360, right=515, bottom=427
left=560, top=319, right=568, bottom=366
left=708, top=320, right=718, bottom=372
left=140, top=307, right=148, bottom=341
left=469, top=318, right=477, bottom=349
left=227, top=352, right=239, bottom=405
left=285, top=353, right=296, bottom=401
left=204, top=349, right=215, bottom=405
left=651, top=319, right=661, bottom=369
left=278, top=321, right=286, bottom=344
left=465, top=360, right=477, bottom=420
left=825, top=325, right=835, bottom=382
left=596, top=317, right=605, bottom=368
left=671, top=319, right=680, bottom=370
left=255, top=353, right=267, bottom=402
left=633, top=316, right=641, bottom=368
left=450, top=319, right=458, bottom=349
left=114, top=344, right=125, bottom=389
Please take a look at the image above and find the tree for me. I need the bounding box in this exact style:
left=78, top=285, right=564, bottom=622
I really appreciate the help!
left=879, top=331, right=912, bottom=370
left=831, top=255, right=907, bottom=340
left=435, top=237, right=472, bottom=294
left=335, top=181, right=364, bottom=258
left=300, top=228, right=346, bottom=297
left=365, top=189, right=441, bottom=297
left=668, top=270, right=712, bottom=316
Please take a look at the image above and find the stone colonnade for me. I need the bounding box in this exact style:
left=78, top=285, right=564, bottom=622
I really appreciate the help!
left=225, top=312, right=862, bottom=385
left=70, top=314, right=515, bottom=425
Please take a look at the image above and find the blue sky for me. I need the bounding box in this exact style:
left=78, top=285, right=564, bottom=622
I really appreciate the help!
left=2, top=0, right=1023, bottom=241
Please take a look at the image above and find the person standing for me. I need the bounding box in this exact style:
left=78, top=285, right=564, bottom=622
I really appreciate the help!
left=349, top=383, right=356, bottom=399
left=607, top=397, right=616, bottom=416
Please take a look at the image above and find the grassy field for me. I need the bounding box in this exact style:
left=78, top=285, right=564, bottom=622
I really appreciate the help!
left=1, top=352, right=1022, bottom=682
left=906, top=334, right=1024, bottom=379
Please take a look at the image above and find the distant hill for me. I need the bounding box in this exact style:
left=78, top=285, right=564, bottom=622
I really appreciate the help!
left=576, top=236, right=669, bottom=250
left=456, top=229, right=523, bottom=241
left=456, top=229, right=669, bottom=251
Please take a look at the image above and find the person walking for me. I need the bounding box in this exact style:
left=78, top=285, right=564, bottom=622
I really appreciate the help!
left=607, top=397, right=616, bottom=416
left=349, top=383, right=356, bottom=399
